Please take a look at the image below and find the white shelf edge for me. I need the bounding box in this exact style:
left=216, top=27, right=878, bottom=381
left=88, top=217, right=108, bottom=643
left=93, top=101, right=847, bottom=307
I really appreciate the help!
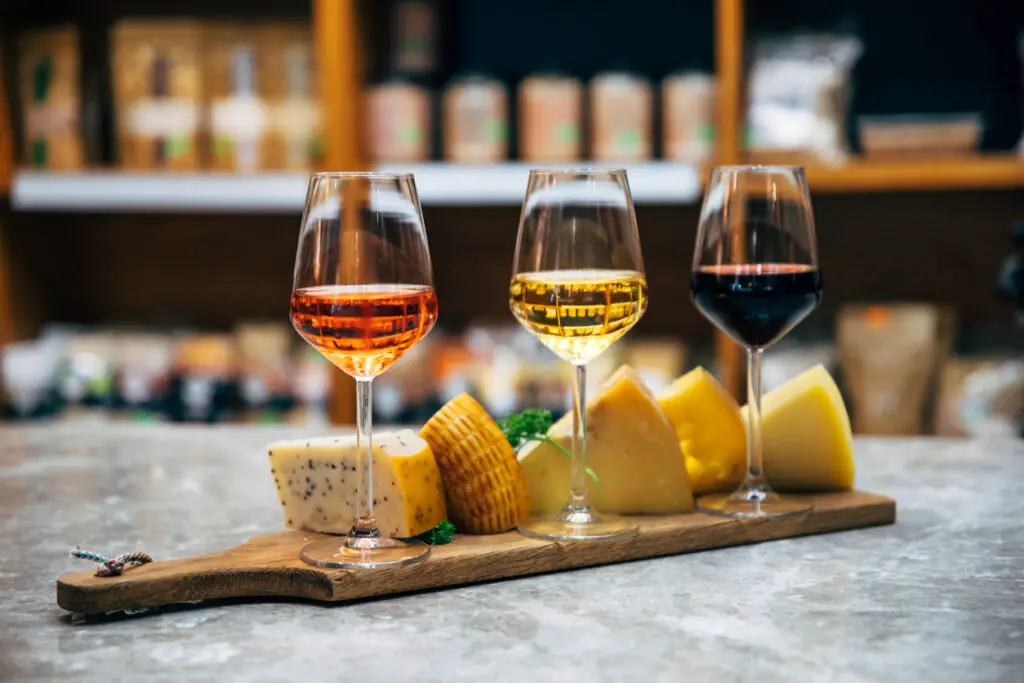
left=9, top=163, right=702, bottom=212
left=11, top=171, right=312, bottom=213
left=376, top=162, right=703, bottom=206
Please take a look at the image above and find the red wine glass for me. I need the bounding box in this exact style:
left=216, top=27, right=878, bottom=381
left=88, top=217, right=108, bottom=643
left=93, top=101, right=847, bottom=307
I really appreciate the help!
left=691, top=165, right=822, bottom=517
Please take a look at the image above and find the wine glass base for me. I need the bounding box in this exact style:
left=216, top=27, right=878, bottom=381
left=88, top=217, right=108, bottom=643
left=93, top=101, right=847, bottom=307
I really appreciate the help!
left=518, top=505, right=637, bottom=541
left=698, top=488, right=812, bottom=519
left=300, top=536, right=430, bottom=569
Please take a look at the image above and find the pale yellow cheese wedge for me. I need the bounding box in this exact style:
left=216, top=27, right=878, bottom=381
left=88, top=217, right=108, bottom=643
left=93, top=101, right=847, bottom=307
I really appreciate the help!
left=742, top=364, right=856, bottom=491
left=518, top=365, right=695, bottom=514
left=268, top=430, right=447, bottom=537
left=657, top=367, right=746, bottom=494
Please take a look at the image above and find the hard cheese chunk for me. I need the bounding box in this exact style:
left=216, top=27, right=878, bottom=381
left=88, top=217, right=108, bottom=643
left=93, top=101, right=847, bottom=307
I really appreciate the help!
left=518, top=365, right=694, bottom=514
left=744, top=364, right=856, bottom=491
left=657, top=367, right=746, bottom=494
left=267, top=430, right=447, bottom=537
left=420, top=392, right=530, bottom=534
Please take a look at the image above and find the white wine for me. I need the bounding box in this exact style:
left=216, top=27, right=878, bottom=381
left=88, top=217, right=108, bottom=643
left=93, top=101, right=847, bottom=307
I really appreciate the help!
left=509, top=269, right=648, bottom=364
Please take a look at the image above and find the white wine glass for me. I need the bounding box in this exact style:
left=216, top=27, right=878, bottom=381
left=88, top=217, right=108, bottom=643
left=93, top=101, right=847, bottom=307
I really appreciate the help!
left=290, top=172, right=438, bottom=567
left=509, top=169, right=648, bottom=541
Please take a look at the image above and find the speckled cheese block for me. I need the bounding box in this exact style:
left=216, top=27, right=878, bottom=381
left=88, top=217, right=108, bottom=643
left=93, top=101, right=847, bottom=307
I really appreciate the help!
left=267, top=430, right=447, bottom=538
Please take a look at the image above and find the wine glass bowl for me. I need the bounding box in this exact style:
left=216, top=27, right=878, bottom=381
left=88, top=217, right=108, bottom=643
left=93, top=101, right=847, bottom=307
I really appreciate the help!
left=510, top=169, right=647, bottom=541
left=691, top=165, right=822, bottom=518
left=290, top=172, right=437, bottom=568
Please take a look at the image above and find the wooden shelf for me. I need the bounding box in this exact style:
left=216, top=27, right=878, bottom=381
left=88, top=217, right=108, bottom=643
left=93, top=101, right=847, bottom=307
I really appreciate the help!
left=805, top=156, right=1024, bottom=193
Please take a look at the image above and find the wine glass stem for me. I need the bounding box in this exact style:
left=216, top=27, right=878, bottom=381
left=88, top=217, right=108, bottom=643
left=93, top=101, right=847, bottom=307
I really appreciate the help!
left=569, top=363, right=589, bottom=508
left=745, top=347, right=767, bottom=491
left=351, top=377, right=378, bottom=538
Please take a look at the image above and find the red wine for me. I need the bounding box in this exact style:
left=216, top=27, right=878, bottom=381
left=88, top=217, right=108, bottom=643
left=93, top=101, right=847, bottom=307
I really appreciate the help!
left=691, top=264, right=822, bottom=348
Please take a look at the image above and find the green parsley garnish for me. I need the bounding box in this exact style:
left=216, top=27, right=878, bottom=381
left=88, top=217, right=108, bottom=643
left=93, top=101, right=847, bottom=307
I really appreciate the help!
left=497, top=409, right=599, bottom=484
left=415, top=520, right=456, bottom=545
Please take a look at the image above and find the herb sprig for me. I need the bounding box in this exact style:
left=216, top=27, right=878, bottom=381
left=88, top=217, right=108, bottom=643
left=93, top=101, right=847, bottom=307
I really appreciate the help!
left=498, top=409, right=599, bottom=484
left=414, top=520, right=456, bottom=545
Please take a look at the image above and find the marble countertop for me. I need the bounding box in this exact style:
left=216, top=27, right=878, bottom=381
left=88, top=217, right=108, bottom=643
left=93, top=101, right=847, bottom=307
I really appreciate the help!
left=0, top=424, right=1021, bottom=683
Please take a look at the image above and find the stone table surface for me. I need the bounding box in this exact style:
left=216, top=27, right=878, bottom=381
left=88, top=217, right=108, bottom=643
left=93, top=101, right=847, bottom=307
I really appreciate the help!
left=0, top=424, right=1021, bottom=683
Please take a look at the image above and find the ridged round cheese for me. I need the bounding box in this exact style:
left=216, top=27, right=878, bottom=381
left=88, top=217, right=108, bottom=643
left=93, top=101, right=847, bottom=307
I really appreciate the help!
left=420, top=393, right=530, bottom=534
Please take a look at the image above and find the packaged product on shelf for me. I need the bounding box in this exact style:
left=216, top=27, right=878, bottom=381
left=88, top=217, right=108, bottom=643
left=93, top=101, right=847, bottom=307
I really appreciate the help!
left=623, top=339, right=686, bottom=395
left=662, top=72, right=715, bottom=163
left=934, top=357, right=1024, bottom=437
left=286, top=345, right=330, bottom=426
left=837, top=304, right=941, bottom=435
left=204, top=24, right=269, bottom=172
left=259, top=23, right=322, bottom=170
left=235, top=322, right=294, bottom=423
left=589, top=70, right=653, bottom=162
left=390, top=0, right=438, bottom=78
left=442, top=74, right=508, bottom=163
left=1, top=341, right=61, bottom=420
left=17, top=26, right=84, bottom=170
left=518, top=73, right=582, bottom=163
left=111, top=21, right=203, bottom=170
left=165, top=334, right=239, bottom=423
left=112, top=332, right=174, bottom=422
left=857, top=114, right=982, bottom=157
left=746, top=34, right=861, bottom=163
left=365, top=76, right=431, bottom=163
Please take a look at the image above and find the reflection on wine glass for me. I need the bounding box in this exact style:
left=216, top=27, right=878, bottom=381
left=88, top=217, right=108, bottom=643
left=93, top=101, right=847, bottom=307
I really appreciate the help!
left=691, top=165, right=822, bottom=517
left=509, top=169, right=648, bottom=541
left=290, top=172, right=437, bottom=567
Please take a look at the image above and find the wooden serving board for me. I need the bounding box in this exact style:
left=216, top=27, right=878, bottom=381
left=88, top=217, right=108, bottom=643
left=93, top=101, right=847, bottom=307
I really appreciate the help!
left=57, top=490, right=895, bottom=615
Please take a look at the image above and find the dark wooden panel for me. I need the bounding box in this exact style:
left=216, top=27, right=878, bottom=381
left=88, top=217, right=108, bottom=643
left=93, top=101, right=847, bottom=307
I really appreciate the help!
left=5, top=188, right=1022, bottom=349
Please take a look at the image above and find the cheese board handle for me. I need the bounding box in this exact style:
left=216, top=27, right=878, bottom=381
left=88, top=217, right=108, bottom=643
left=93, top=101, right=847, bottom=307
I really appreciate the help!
left=57, top=532, right=334, bottom=615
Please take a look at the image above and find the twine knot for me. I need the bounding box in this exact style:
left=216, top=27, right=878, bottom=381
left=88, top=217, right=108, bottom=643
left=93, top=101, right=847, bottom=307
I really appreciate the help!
left=71, top=546, right=153, bottom=577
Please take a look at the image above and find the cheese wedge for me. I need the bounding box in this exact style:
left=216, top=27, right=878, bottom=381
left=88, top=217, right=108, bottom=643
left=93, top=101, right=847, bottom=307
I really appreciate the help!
left=518, top=365, right=694, bottom=514
left=743, top=364, right=855, bottom=491
left=657, top=367, right=746, bottom=494
left=267, top=430, right=447, bottom=537
left=420, top=392, right=531, bottom=534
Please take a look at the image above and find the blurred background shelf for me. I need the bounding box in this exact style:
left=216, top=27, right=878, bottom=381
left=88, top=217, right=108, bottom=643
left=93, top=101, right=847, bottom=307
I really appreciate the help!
left=0, top=0, right=1021, bottom=434
left=375, top=163, right=703, bottom=206
left=11, top=172, right=311, bottom=212
left=805, top=156, right=1024, bottom=193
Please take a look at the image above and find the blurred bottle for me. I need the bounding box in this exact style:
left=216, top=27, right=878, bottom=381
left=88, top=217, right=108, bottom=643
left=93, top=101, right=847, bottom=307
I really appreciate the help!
left=113, top=333, right=174, bottom=422
left=208, top=25, right=268, bottom=172
left=54, top=332, right=117, bottom=421
left=390, top=0, right=439, bottom=79
left=164, top=335, right=239, bottom=423
left=235, top=323, right=295, bottom=424
left=18, top=26, right=84, bottom=170
left=112, top=21, right=203, bottom=170
left=997, top=221, right=1023, bottom=325
left=1, top=341, right=61, bottom=420
left=287, top=346, right=330, bottom=426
